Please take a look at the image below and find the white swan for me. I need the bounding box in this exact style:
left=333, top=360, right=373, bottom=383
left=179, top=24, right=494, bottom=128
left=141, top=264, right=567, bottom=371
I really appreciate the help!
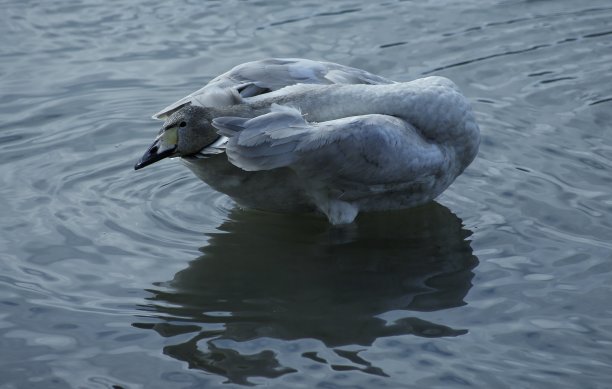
left=135, top=58, right=480, bottom=224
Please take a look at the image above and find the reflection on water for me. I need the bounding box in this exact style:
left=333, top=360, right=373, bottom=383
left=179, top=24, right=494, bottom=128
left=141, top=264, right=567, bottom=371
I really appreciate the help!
left=134, top=203, right=477, bottom=384
left=2, top=0, right=612, bottom=386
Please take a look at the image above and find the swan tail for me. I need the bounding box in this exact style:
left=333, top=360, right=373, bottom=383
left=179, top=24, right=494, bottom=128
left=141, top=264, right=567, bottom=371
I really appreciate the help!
left=212, top=104, right=312, bottom=171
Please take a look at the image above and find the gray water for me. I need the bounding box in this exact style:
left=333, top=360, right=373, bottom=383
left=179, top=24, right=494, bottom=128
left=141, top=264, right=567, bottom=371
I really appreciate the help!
left=1, top=0, right=612, bottom=388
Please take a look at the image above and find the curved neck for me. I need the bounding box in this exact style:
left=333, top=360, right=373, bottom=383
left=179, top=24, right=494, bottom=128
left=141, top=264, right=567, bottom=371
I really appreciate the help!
left=252, top=79, right=480, bottom=165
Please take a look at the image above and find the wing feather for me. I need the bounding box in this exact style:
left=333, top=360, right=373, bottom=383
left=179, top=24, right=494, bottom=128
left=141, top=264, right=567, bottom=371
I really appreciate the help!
left=153, top=58, right=395, bottom=119
left=211, top=104, right=445, bottom=188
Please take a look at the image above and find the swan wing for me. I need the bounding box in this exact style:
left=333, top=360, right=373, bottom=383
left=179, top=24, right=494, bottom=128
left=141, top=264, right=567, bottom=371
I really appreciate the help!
left=212, top=105, right=446, bottom=193
left=153, top=58, right=395, bottom=119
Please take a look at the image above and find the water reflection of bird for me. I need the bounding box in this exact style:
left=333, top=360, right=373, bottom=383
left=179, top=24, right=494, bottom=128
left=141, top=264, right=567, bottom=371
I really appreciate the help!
left=134, top=58, right=480, bottom=224
left=135, top=202, right=478, bottom=385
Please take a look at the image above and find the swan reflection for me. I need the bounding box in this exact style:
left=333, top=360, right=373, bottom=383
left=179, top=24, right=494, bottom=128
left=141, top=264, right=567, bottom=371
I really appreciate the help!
left=135, top=203, right=478, bottom=384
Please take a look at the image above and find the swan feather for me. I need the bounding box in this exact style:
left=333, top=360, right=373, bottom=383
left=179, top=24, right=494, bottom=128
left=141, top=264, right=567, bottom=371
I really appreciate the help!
left=137, top=58, right=480, bottom=224
left=153, top=58, right=394, bottom=120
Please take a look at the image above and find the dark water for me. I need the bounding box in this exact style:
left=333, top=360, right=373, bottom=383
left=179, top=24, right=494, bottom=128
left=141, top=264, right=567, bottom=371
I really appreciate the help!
left=1, top=0, right=612, bottom=388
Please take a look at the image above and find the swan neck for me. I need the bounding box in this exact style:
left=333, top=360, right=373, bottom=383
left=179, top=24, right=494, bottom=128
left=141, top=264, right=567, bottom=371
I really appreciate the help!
left=301, top=81, right=480, bottom=167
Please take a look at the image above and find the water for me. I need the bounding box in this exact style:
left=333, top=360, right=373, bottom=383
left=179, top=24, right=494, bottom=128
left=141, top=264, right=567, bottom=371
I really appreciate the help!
left=1, top=0, right=611, bottom=387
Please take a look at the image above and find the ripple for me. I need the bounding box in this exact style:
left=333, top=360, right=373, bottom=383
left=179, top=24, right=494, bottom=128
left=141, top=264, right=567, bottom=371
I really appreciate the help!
left=590, top=97, right=612, bottom=106
left=2, top=0, right=612, bottom=387
left=134, top=203, right=476, bottom=384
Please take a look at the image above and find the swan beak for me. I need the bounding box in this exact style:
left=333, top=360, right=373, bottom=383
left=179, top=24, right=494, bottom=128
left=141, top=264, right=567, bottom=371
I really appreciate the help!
left=134, top=127, right=178, bottom=170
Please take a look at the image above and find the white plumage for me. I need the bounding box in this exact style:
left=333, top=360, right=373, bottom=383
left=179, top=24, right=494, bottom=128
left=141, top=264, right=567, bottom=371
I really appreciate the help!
left=136, top=58, right=480, bottom=224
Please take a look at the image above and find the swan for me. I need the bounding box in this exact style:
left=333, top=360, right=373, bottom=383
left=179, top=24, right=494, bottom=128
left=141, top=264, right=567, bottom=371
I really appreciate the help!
left=134, top=58, right=480, bottom=224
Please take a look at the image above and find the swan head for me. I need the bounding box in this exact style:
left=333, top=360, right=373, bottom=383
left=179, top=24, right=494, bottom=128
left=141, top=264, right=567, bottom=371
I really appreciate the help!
left=134, top=105, right=218, bottom=170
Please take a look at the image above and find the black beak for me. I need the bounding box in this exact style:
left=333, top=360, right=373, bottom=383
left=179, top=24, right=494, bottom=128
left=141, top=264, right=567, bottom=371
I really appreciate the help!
left=134, top=138, right=177, bottom=170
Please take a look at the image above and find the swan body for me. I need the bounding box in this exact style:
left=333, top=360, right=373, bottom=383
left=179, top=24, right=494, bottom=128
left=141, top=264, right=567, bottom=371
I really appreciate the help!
left=135, top=58, right=480, bottom=224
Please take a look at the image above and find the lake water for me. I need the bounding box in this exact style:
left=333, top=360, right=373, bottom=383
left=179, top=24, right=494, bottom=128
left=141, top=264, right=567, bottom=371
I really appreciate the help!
left=1, top=0, right=612, bottom=387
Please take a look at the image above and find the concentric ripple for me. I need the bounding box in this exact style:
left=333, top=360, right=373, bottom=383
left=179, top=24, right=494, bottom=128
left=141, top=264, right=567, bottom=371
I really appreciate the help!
left=1, top=0, right=612, bottom=388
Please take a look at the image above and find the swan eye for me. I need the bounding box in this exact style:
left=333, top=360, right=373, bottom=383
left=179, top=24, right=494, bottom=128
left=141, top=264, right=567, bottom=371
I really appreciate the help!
left=179, top=121, right=187, bottom=127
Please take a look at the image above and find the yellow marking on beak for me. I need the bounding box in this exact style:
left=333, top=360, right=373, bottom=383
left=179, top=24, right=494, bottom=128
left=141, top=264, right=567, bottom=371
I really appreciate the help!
left=160, top=127, right=178, bottom=148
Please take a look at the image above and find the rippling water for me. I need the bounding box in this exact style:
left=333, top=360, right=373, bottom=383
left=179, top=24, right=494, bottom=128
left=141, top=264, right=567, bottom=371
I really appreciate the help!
left=2, top=0, right=612, bottom=388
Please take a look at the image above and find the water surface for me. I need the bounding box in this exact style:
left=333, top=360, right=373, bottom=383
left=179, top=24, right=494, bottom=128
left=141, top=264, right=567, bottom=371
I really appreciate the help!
left=1, top=0, right=612, bottom=388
